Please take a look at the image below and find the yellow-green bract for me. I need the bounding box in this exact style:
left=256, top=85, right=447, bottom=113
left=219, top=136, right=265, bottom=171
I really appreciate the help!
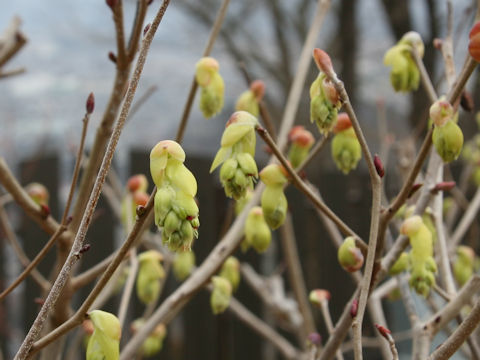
left=86, top=310, right=121, bottom=360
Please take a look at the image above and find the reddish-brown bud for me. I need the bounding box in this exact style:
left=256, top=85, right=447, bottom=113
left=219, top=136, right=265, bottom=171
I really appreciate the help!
left=375, top=324, right=391, bottom=338
left=407, top=183, right=423, bottom=198
left=86, top=92, right=95, bottom=114
left=313, top=48, right=333, bottom=74
left=469, top=21, right=480, bottom=62
left=309, top=289, right=331, bottom=307
left=350, top=299, right=358, bottom=318
left=288, top=126, right=315, bottom=148
left=108, top=51, right=117, bottom=63
left=250, top=80, right=265, bottom=102
left=40, top=204, right=50, bottom=218
left=307, top=332, right=322, bottom=346
left=374, top=154, right=385, bottom=178
left=460, top=91, right=474, bottom=112
left=432, top=181, right=456, bottom=193
left=333, top=113, right=352, bottom=133
left=143, top=23, right=151, bottom=36
left=80, top=244, right=91, bottom=254
left=134, top=192, right=149, bottom=207
left=433, top=38, right=443, bottom=50
left=106, top=0, right=117, bottom=10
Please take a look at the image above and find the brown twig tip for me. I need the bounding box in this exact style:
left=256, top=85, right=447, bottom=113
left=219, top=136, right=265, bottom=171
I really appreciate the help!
left=143, top=23, right=151, bottom=36
left=432, top=181, right=456, bottom=193
left=433, top=38, right=443, bottom=50
left=374, top=154, right=385, bottom=178
left=460, top=91, right=474, bottom=112
left=407, top=183, right=423, bottom=198
left=147, top=0, right=154, bottom=4
left=86, top=92, right=95, bottom=114
left=136, top=205, right=146, bottom=217
left=375, top=324, right=391, bottom=338
left=307, top=332, right=322, bottom=346
left=66, top=215, right=73, bottom=225
left=34, top=298, right=45, bottom=305
left=312, top=48, right=333, bottom=74
left=108, top=51, right=117, bottom=64
left=105, top=0, right=117, bottom=11
left=350, top=298, right=358, bottom=318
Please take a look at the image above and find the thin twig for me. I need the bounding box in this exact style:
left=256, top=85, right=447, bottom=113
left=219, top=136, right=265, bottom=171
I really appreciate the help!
left=279, top=214, right=317, bottom=338
left=0, top=205, right=50, bottom=291
left=428, top=298, right=480, bottom=360
left=175, top=0, right=231, bottom=143
left=296, top=134, right=330, bottom=173
left=14, top=2, right=171, bottom=358
left=117, top=248, right=138, bottom=327
left=433, top=213, right=456, bottom=295
left=450, top=187, right=480, bottom=248
left=411, top=47, right=437, bottom=103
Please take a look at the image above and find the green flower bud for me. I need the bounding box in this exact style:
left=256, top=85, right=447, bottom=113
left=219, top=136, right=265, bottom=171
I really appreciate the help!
left=163, top=211, right=181, bottom=237
left=383, top=31, right=424, bottom=92
left=429, top=97, right=454, bottom=127
left=220, top=158, right=238, bottom=183
left=261, top=185, right=287, bottom=230
left=150, top=140, right=185, bottom=187
left=310, top=72, right=341, bottom=134
left=165, top=161, right=197, bottom=197
left=259, top=164, right=288, bottom=186
left=331, top=113, right=361, bottom=174
left=237, top=152, right=258, bottom=177
left=235, top=80, right=264, bottom=117
left=131, top=320, right=167, bottom=358
left=26, top=182, right=49, bottom=206
left=173, top=251, right=196, bottom=281
left=136, top=250, right=165, bottom=305
left=309, top=289, right=331, bottom=307
left=453, top=246, right=476, bottom=287
left=195, top=57, right=224, bottom=118
left=87, top=310, right=121, bottom=360
left=154, top=186, right=176, bottom=227
left=219, top=256, right=240, bottom=292
left=389, top=252, right=408, bottom=275
left=244, top=206, right=272, bottom=253
left=338, top=237, right=364, bottom=272
left=432, top=119, right=464, bottom=163
left=401, top=216, right=437, bottom=297
left=210, top=276, right=232, bottom=315
left=288, top=126, right=315, bottom=168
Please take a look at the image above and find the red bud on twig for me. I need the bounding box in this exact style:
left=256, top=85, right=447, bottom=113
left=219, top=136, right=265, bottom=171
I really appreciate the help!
left=460, top=91, right=474, bottom=112
left=108, top=51, right=117, bottom=64
left=143, top=23, right=151, bottom=36
left=432, top=181, right=456, bottom=193
left=307, top=332, right=322, bottom=346
left=350, top=299, right=358, bottom=318
left=86, top=92, right=95, bottom=114
left=469, top=21, right=480, bottom=62
left=40, top=204, right=50, bottom=218
left=105, top=0, right=117, bottom=11
left=313, top=48, right=333, bottom=74
left=407, top=183, right=423, bottom=198
left=374, top=154, right=384, bottom=178
left=375, top=324, right=391, bottom=338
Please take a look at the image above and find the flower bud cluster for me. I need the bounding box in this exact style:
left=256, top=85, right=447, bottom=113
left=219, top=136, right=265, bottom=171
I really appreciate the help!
left=173, top=250, right=195, bottom=281
left=121, top=174, right=149, bottom=230
left=383, top=31, right=424, bottom=92
left=401, top=216, right=437, bottom=297
left=260, top=164, right=288, bottom=230
left=210, top=111, right=259, bottom=200
left=430, top=98, right=463, bottom=163
left=210, top=276, right=232, bottom=315
left=244, top=206, right=271, bottom=253
left=287, top=126, right=315, bottom=168
left=150, top=140, right=199, bottom=251
left=337, top=237, right=364, bottom=272
left=136, top=250, right=165, bottom=305
left=331, top=113, right=361, bottom=174
left=195, top=57, right=224, bottom=118
left=310, top=72, right=341, bottom=134
left=86, top=310, right=121, bottom=360
left=235, top=80, right=265, bottom=117
left=453, top=245, right=476, bottom=287
left=131, top=319, right=167, bottom=357
left=219, top=256, right=240, bottom=292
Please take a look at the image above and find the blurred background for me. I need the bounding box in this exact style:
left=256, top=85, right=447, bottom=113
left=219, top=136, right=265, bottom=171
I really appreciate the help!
left=0, top=0, right=478, bottom=359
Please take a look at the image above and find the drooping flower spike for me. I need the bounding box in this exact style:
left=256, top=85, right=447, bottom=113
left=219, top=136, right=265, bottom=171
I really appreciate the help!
left=384, top=31, right=424, bottom=92
left=195, top=57, right=225, bottom=118
left=150, top=141, right=199, bottom=251
left=211, top=111, right=259, bottom=200
left=260, top=164, right=288, bottom=230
